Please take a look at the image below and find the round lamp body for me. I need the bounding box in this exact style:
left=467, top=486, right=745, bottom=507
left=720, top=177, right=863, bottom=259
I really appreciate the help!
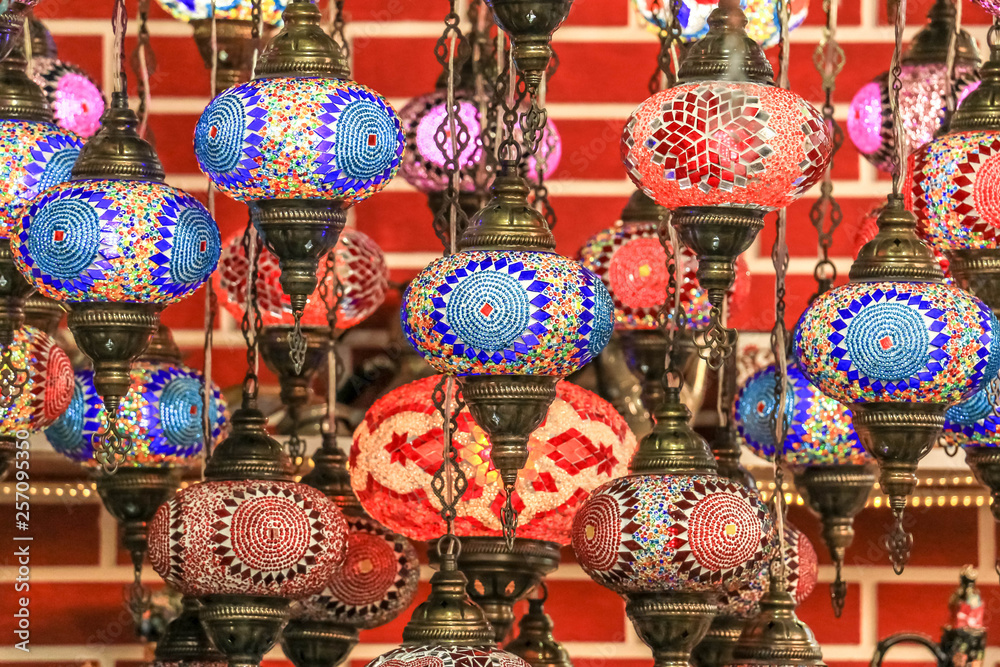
left=402, top=250, right=613, bottom=376
left=31, top=57, right=105, bottom=138
left=0, top=119, right=82, bottom=238
left=734, top=364, right=869, bottom=466
left=154, top=0, right=286, bottom=23
left=148, top=479, right=349, bottom=598
left=0, top=325, right=73, bottom=436
left=632, top=0, right=808, bottom=47
left=578, top=221, right=711, bottom=330
left=848, top=64, right=978, bottom=173
left=571, top=473, right=775, bottom=594
left=622, top=81, right=832, bottom=211
left=12, top=179, right=221, bottom=304
left=943, top=389, right=1000, bottom=448
left=195, top=77, right=404, bottom=207
left=368, top=645, right=531, bottom=667
left=45, top=361, right=228, bottom=466
left=215, top=228, right=388, bottom=329
left=909, top=129, right=1000, bottom=251
left=351, top=376, right=637, bottom=544
left=794, top=281, right=998, bottom=405
left=291, top=515, right=420, bottom=629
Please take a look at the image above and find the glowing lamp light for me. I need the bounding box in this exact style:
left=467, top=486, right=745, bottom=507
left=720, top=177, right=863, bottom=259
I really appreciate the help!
left=350, top=375, right=637, bottom=544
left=215, top=228, right=388, bottom=330
left=31, top=57, right=104, bottom=138
left=631, top=0, right=808, bottom=48
left=734, top=364, right=870, bottom=467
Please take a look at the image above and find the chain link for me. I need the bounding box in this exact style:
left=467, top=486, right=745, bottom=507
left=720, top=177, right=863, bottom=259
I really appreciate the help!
left=331, top=0, right=349, bottom=61
left=241, top=218, right=262, bottom=404
left=127, top=563, right=150, bottom=637
left=657, top=212, right=684, bottom=392
left=430, top=376, right=469, bottom=530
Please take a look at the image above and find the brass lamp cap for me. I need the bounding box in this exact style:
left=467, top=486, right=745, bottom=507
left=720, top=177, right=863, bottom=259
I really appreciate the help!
left=0, top=43, right=52, bottom=122
left=620, top=189, right=667, bottom=225
left=676, top=0, right=774, bottom=85
left=949, top=40, right=1000, bottom=133
left=629, top=386, right=718, bottom=475
left=71, top=91, right=165, bottom=182
left=254, top=0, right=350, bottom=80
left=401, top=549, right=496, bottom=646
left=731, top=587, right=826, bottom=667
left=903, top=0, right=980, bottom=67
left=137, top=325, right=182, bottom=364
left=458, top=166, right=556, bottom=252
left=203, top=405, right=294, bottom=482
left=505, top=596, right=573, bottom=667
left=27, top=13, right=56, bottom=58
left=300, top=431, right=365, bottom=516
left=848, top=194, right=944, bottom=283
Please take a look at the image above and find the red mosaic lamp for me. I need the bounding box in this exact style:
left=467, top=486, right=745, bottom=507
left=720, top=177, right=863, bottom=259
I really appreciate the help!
left=352, top=374, right=637, bottom=642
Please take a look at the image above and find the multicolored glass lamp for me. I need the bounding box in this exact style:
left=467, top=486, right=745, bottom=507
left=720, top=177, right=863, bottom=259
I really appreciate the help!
left=282, top=431, right=421, bottom=667
left=631, top=0, right=808, bottom=48
left=573, top=388, right=775, bottom=667
left=352, top=374, right=637, bottom=641
left=402, top=166, right=614, bottom=540
left=153, top=0, right=285, bottom=91
left=484, top=0, right=573, bottom=91
left=11, top=92, right=221, bottom=471
left=734, top=364, right=875, bottom=616
left=942, top=388, right=1000, bottom=522
left=909, top=34, right=1000, bottom=315
left=195, top=0, right=403, bottom=372
left=621, top=0, right=832, bottom=361
left=848, top=0, right=980, bottom=173
left=794, top=196, right=998, bottom=573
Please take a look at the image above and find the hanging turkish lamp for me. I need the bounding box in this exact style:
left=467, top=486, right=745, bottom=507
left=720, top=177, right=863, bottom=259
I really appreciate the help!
left=941, top=387, right=1000, bottom=521
left=622, top=1, right=832, bottom=367
left=401, top=165, right=614, bottom=541
left=794, top=194, right=998, bottom=574
left=484, top=0, right=572, bottom=92
left=195, top=0, right=404, bottom=373
left=11, top=89, right=221, bottom=471
left=631, top=0, right=808, bottom=48
left=572, top=387, right=775, bottom=667
left=153, top=0, right=285, bottom=91
left=281, top=431, right=421, bottom=667
left=0, top=324, right=72, bottom=481
left=848, top=0, right=979, bottom=173
left=0, top=0, right=40, bottom=63
left=909, top=30, right=1000, bottom=314
left=505, top=584, right=572, bottom=667
left=352, top=374, right=637, bottom=641
left=151, top=597, right=227, bottom=667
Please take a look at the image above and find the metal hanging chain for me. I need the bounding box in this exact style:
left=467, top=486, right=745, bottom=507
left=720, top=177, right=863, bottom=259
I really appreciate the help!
left=648, top=0, right=682, bottom=94
left=202, top=0, right=220, bottom=471
left=130, top=0, right=155, bottom=139
left=498, top=47, right=526, bottom=169
left=319, top=250, right=344, bottom=441
left=692, top=304, right=737, bottom=371
left=240, top=219, right=263, bottom=405
left=468, top=0, right=495, bottom=199
left=126, top=560, right=150, bottom=637
left=250, top=0, right=264, bottom=77
left=657, top=212, right=685, bottom=394
left=528, top=63, right=556, bottom=230
left=112, top=0, right=128, bottom=94
left=809, top=0, right=844, bottom=298
left=942, top=0, right=963, bottom=125
left=330, top=0, right=349, bottom=61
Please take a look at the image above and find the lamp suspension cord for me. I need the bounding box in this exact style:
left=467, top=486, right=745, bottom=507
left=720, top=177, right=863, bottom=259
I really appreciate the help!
left=942, top=0, right=962, bottom=125
left=131, top=0, right=154, bottom=138
left=202, top=0, right=219, bottom=466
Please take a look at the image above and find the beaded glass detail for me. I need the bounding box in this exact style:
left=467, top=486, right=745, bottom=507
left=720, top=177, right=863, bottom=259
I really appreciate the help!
left=734, top=365, right=868, bottom=466
left=631, top=0, right=808, bottom=47
left=292, top=515, right=420, bottom=629
left=195, top=78, right=404, bottom=206
left=32, top=57, right=105, bottom=138
left=0, top=120, right=82, bottom=238
left=720, top=523, right=817, bottom=618
left=572, top=473, right=774, bottom=594
left=148, top=480, right=349, bottom=598
left=622, top=82, right=832, bottom=211
left=13, top=179, right=221, bottom=304
left=972, top=0, right=1000, bottom=15
left=943, top=388, right=1000, bottom=448
left=215, top=228, right=388, bottom=329
left=45, top=360, right=228, bottom=467
left=153, top=0, right=286, bottom=23
left=579, top=220, right=713, bottom=330
left=909, top=129, right=1000, bottom=250
left=0, top=326, right=73, bottom=437
left=351, top=376, right=637, bottom=544
left=794, top=281, right=996, bottom=404
left=403, top=250, right=613, bottom=376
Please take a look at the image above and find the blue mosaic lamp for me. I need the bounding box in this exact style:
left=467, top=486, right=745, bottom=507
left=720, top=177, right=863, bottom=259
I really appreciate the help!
left=941, top=389, right=1000, bottom=522
left=794, top=195, right=1000, bottom=572
left=11, top=92, right=221, bottom=471
left=195, top=0, right=403, bottom=371
left=402, top=165, right=613, bottom=540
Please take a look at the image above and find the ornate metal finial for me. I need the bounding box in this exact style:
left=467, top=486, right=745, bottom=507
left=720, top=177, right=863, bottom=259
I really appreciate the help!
left=903, top=0, right=980, bottom=67
left=0, top=42, right=52, bottom=122
left=676, top=0, right=774, bottom=85
left=849, top=194, right=945, bottom=283
left=254, top=0, right=350, bottom=80
left=71, top=91, right=165, bottom=182
left=731, top=579, right=826, bottom=667
left=505, top=585, right=573, bottom=667
left=203, top=405, right=295, bottom=482
left=458, top=168, right=556, bottom=252
left=299, top=430, right=364, bottom=516
left=484, top=0, right=572, bottom=92
left=947, top=31, right=1000, bottom=134
left=154, top=598, right=227, bottom=664
left=629, top=386, right=718, bottom=475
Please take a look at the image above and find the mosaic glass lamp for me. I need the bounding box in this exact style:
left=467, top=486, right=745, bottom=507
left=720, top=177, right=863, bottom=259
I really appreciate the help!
left=632, top=0, right=808, bottom=48
left=352, top=374, right=637, bottom=641
left=153, top=0, right=286, bottom=91
left=195, top=0, right=403, bottom=364
left=573, top=388, right=775, bottom=667
left=282, top=431, right=421, bottom=667
left=973, top=0, right=1000, bottom=15
left=621, top=0, right=832, bottom=312
left=11, top=92, right=221, bottom=470
left=943, top=389, right=1000, bottom=522
left=401, top=166, right=614, bottom=535
left=847, top=0, right=979, bottom=173
left=908, top=37, right=1000, bottom=314
left=794, top=196, right=999, bottom=572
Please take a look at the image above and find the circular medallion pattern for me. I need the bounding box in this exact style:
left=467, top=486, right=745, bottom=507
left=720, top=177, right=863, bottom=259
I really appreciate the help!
left=38, top=149, right=79, bottom=191
left=170, top=207, right=222, bottom=284
left=336, top=99, right=401, bottom=181
left=844, top=301, right=930, bottom=382
left=329, top=531, right=399, bottom=606
left=609, top=237, right=668, bottom=309
left=445, top=270, right=531, bottom=352
left=687, top=492, right=761, bottom=571
left=230, top=495, right=312, bottom=573
left=194, top=94, right=246, bottom=175
left=572, top=493, right=622, bottom=571
left=159, top=376, right=206, bottom=449
left=27, top=198, right=100, bottom=280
